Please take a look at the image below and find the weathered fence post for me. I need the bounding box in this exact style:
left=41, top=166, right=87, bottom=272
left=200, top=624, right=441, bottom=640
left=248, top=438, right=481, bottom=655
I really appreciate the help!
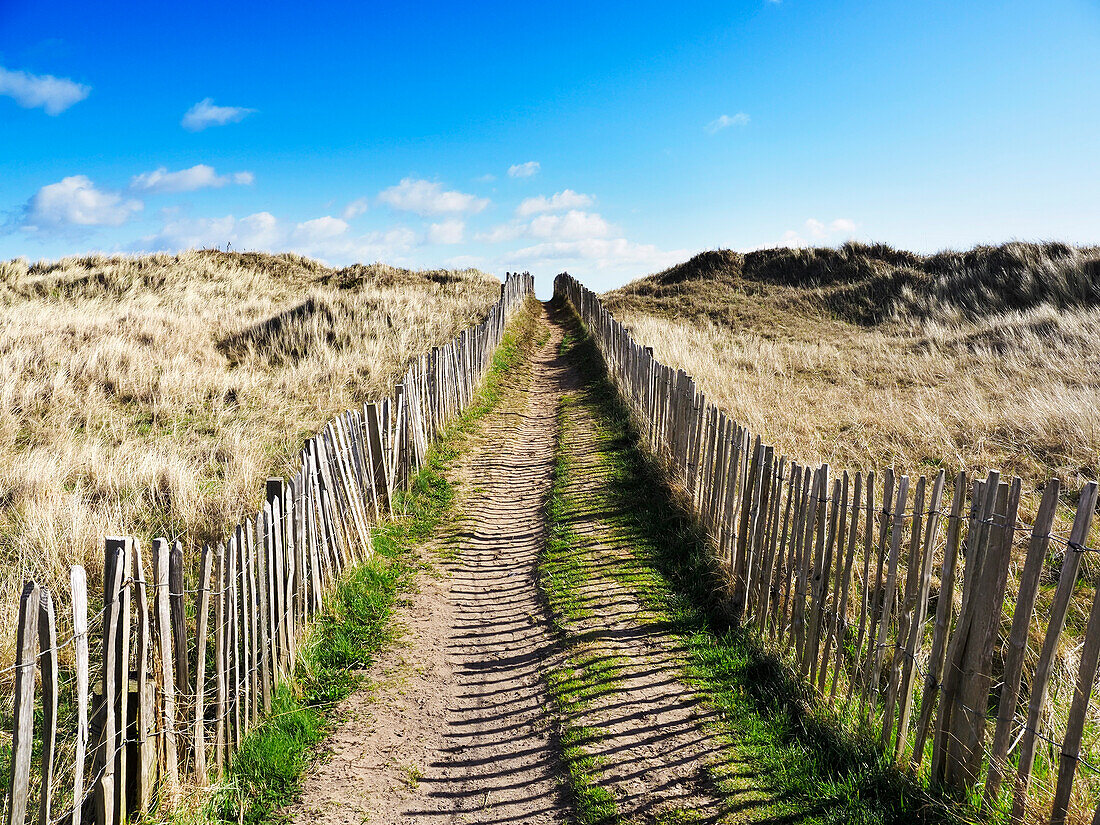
left=8, top=582, right=40, bottom=825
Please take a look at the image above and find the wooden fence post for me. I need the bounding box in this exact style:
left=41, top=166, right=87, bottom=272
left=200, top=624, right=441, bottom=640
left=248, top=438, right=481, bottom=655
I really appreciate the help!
left=7, top=582, right=39, bottom=825
left=169, top=540, right=189, bottom=728
left=97, top=536, right=130, bottom=825
left=845, top=470, right=875, bottom=714
left=71, top=566, right=90, bottom=825
left=881, top=475, right=926, bottom=751
left=193, top=545, right=213, bottom=783
left=131, top=540, right=154, bottom=816
left=153, top=538, right=180, bottom=797
left=213, top=542, right=226, bottom=774
left=867, top=475, right=909, bottom=725
left=982, top=479, right=1060, bottom=806
left=35, top=588, right=57, bottom=825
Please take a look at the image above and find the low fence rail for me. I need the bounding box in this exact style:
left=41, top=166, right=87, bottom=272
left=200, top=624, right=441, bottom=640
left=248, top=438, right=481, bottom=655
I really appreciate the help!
left=2, top=272, right=533, bottom=825
left=556, top=271, right=1100, bottom=824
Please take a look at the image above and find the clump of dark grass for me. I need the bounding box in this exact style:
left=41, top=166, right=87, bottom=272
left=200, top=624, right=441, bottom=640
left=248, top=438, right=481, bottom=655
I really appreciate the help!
left=609, top=241, right=1100, bottom=325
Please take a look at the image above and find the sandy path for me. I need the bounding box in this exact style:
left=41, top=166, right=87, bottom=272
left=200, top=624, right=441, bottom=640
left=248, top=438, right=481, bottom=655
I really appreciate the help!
left=289, top=305, right=569, bottom=825
left=289, top=301, right=752, bottom=824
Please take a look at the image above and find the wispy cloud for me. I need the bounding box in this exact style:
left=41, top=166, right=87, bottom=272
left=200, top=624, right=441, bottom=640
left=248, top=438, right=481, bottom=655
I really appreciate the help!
left=134, top=211, right=417, bottom=264
left=341, top=198, right=369, bottom=220
left=293, top=216, right=349, bottom=243
left=378, top=177, right=489, bottom=216
left=477, top=209, right=611, bottom=244
left=705, top=112, right=750, bottom=134
left=503, top=238, right=686, bottom=272
left=507, top=161, right=540, bottom=179
left=136, top=212, right=279, bottom=251
left=428, top=218, right=465, bottom=245
left=779, top=217, right=859, bottom=247
left=181, top=98, right=256, bottom=131
left=516, top=189, right=594, bottom=217
left=130, top=164, right=254, bottom=193
left=0, top=65, right=90, bottom=115
left=527, top=210, right=610, bottom=240
left=20, top=175, right=142, bottom=232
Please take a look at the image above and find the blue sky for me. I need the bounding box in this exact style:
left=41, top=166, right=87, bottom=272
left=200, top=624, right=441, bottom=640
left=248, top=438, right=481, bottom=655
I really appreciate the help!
left=1, top=0, right=1099, bottom=293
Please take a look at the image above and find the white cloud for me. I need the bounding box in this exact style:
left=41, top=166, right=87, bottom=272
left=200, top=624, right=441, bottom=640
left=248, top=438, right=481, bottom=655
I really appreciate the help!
left=705, top=112, right=750, bottom=134
left=21, top=175, right=142, bottom=232
left=293, top=216, right=348, bottom=243
left=181, top=98, right=256, bottom=131
left=475, top=173, right=497, bottom=183
left=341, top=198, right=369, bottom=220
left=478, top=209, right=610, bottom=244
left=130, top=164, right=253, bottom=193
left=294, top=224, right=418, bottom=262
left=507, top=161, right=540, bottom=179
left=134, top=211, right=278, bottom=251
left=0, top=66, right=90, bottom=115
left=528, top=210, right=610, bottom=241
left=228, top=212, right=282, bottom=248
left=378, top=177, right=489, bottom=216
left=777, top=218, right=858, bottom=248
left=780, top=229, right=808, bottom=248
left=504, top=238, right=686, bottom=272
left=134, top=211, right=417, bottom=264
left=516, top=189, right=594, bottom=217
left=428, top=219, right=465, bottom=245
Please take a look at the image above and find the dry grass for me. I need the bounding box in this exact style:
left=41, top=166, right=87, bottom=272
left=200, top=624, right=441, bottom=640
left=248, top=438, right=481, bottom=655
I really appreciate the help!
left=0, top=250, right=500, bottom=664
left=602, top=242, right=1100, bottom=820
left=604, top=243, right=1100, bottom=512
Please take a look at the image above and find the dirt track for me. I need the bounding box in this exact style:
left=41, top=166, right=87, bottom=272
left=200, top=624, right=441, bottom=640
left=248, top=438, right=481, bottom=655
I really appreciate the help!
left=288, top=303, right=741, bottom=824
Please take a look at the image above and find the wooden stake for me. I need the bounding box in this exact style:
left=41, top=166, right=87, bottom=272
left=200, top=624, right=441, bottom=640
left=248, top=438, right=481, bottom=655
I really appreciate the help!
left=153, top=538, right=180, bottom=796
left=71, top=566, right=90, bottom=825
left=8, top=582, right=40, bottom=825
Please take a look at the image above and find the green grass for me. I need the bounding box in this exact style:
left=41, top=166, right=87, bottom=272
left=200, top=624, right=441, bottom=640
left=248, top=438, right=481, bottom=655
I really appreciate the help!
left=203, top=297, right=543, bottom=824
left=541, top=396, right=593, bottom=623
left=547, top=295, right=976, bottom=825
left=546, top=647, right=623, bottom=824
left=537, top=379, right=624, bottom=824
left=559, top=725, right=619, bottom=825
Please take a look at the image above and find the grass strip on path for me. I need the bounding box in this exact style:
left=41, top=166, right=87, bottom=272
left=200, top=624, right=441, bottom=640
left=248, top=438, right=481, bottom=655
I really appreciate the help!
left=541, top=394, right=623, bottom=825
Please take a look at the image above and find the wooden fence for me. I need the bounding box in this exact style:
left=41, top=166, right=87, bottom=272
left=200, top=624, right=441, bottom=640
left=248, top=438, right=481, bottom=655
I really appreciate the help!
left=556, top=272, right=1100, bottom=824
left=2, top=272, right=533, bottom=825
